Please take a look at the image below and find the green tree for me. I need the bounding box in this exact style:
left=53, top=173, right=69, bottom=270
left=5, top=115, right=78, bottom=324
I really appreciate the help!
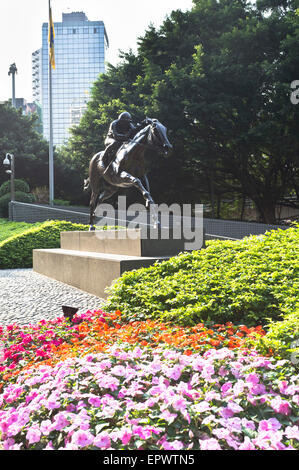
left=60, top=0, right=299, bottom=221
left=0, top=103, right=81, bottom=204
left=0, top=103, right=49, bottom=189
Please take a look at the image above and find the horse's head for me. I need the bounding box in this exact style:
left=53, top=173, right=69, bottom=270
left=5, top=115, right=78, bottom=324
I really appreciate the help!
left=149, top=119, right=173, bottom=156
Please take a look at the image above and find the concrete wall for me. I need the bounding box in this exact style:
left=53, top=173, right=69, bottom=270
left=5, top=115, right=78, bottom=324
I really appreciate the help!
left=9, top=201, right=288, bottom=240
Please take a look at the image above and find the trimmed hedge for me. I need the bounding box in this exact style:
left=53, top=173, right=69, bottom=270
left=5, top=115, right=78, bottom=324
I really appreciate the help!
left=0, top=220, right=89, bottom=269
left=105, top=226, right=299, bottom=327
left=0, top=192, right=36, bottom=218
left=0, top=179, right=30, bottom=197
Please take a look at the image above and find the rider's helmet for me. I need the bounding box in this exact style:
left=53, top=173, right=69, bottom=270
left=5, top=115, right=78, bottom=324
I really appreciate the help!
left=118, top=111, right=132, bottom=121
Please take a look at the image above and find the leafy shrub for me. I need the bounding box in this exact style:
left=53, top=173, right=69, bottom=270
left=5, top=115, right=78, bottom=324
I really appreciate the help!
left=0, top=192, right=36, bottom=217
left=31, top=186, right=49, bottom=204
left=0, top=220, right=89, bottom=269
left=249, top=307, right=299, bottom=365
left=0, top=179, right=30, bottom=197
left=105, top=226, right=299, bottom=327
left=53, top=199, right=70, bottom=206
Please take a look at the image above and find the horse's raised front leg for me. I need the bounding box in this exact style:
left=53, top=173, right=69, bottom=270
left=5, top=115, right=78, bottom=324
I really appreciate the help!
left=119, top=171, right=159, bottom=227
left=143, top=175, right=151, bottom=209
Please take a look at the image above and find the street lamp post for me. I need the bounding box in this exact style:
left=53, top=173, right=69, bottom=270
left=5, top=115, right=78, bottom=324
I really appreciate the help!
left=3, top=153, right=15, bottom=202
left=8, top=63, right=17, bottom=108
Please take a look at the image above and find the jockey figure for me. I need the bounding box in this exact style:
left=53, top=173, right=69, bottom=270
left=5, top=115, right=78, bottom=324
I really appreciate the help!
left=102, top=112, right=150, bottom=174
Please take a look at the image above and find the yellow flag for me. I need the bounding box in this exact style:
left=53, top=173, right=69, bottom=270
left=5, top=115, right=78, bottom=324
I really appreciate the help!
left=48, top=3, right=55, bottom=69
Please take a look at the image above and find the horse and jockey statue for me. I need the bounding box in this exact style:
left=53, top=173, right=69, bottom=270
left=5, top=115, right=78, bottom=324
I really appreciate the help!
left=85, top=112, right=172, bottom=230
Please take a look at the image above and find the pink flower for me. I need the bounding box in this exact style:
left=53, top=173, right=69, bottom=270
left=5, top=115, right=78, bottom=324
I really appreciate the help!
left=199, top=438, right=222, bottom=450
left=26, top=427, right=41, bottom=444
left=162, top=440, right=184, bottom=450
left=285, top=425, right=299, bottom=440
left=166, top=365, right=183, bottom=381
left=40, top=419, right=52, bottom=435
left=88, top=396, right=102, bottom=407
left=110, top=365, right=126, bottom=376
left=233, top=380, right=245, bottom=397
left=121, top=429, right=132, bottom=445
left=171, top=396, right=187, bottom=412
left=227, top=401, right=243, bottom=414
left=160, top=409, right=177, bottom=422
left=71, top=430, right=94, bottom=448
left=246, top=373, right=259, bottom=385
left=52, top=412, right=70, bottom=431
left=221, top=382, right=232, bottom=397
left=250, top=383, right=266, bottom=395
left=258, top=418, right=281, bottom=432
left=270, top=397, right=291, bottom=416
left=94, top=432, right=111, bottom=449
left=201, top=364, right=215, bottom=380
left=219, top=407, right=234, bottom=419
left=239, top=436, right=256, bottom=450
left=193, top=401, right=210, bottom=413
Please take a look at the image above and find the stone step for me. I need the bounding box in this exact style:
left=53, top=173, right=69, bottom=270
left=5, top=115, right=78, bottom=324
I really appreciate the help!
left=60, top=229, right=191, bottom=257
left=33, top=248, right=169, bottom=299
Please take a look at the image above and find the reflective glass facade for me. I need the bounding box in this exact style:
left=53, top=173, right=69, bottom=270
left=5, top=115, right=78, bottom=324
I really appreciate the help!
left=39, top=12, right=108, bottom=146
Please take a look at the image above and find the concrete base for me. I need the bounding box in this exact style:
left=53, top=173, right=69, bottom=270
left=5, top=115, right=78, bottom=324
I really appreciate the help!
left=60, top=229, right=192, bottom=257
left=33, top=248, right=168, bottom=299
left=33, top=229, right=201, bottom=299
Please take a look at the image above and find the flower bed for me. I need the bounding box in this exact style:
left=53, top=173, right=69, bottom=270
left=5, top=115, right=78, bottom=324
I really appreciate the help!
left=0, top=310, right=298, bottom=451
left=0, top=310, right=265, bottom=381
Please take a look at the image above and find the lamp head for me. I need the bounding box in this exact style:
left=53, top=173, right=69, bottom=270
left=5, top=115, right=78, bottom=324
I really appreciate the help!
left=3, top=156, right=10, bottom=168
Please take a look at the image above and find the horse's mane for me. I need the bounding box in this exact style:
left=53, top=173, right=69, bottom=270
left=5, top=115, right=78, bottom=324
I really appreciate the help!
left=131, top=123, right=151, bottom=142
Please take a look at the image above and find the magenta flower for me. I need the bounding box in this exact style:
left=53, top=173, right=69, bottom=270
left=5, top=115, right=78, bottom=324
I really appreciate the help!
left=26, top=427, right=41, bottom=444
left=246, top=373, right=260, bottom=385
left=239, top=436, right=256, bottom=450
left=258, top=418, right=281, bottom=432
left=171, top=396, right=187, bottom=412
left=121, top=429, right=132, bottom=445
left=71, top=430, right=94, bottom=448
left=221, top=382, right=232, bottom=397
left=219, top=407, right=234, bottom=419
left=199, top=438, right=222, bottom=450
left=270, top=397, right=292, bottom=416
left=94, top=432, right=111, bottom=449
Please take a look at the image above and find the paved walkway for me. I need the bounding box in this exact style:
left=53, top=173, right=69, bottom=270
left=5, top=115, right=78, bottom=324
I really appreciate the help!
left=0, top=269, right=104, bottom=326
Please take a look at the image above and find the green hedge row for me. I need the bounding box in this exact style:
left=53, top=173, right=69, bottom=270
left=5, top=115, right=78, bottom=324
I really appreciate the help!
left=0, top=192, right=36, bottom=218
left=105, top=226, right=299, bottom=327
left=0, top=220, right=89, bottom=269
left=0, top=179, right=30, bottom=197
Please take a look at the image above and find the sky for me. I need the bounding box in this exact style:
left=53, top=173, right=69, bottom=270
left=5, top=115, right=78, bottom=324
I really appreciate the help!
left=0, top=0, right=194, bottom=102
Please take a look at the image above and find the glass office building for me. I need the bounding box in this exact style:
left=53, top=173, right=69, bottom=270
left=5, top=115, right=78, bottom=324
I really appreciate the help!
left=37, top=12, right=108, bottom=146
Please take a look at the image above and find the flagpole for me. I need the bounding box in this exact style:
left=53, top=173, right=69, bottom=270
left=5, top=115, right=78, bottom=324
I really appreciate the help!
left=48, top=0, right=54, bottom=206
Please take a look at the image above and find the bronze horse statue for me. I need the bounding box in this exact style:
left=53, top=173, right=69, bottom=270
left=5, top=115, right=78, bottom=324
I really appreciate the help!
left=85, top=119, right=172, bottom=230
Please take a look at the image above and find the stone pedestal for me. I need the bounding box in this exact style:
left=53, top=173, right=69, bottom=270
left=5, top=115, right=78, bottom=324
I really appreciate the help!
left=33, top=229, right=198, bottom=299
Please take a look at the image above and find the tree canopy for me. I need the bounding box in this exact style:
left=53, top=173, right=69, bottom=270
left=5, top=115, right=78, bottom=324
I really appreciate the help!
left=60, top=0, right=299, bottom=222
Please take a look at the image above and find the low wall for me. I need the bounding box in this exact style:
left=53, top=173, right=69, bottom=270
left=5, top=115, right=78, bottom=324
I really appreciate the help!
left=8, top=201, right=288, bottom=240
